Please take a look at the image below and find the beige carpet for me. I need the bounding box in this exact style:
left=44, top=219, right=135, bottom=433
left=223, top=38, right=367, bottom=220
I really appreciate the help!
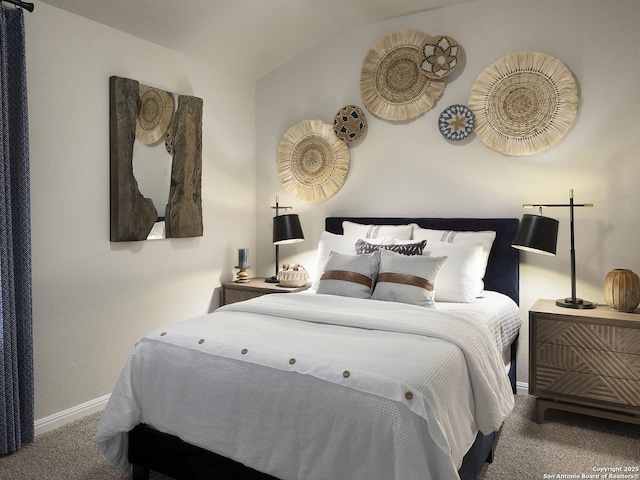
left=479, top=395, right=640, bottom=479
left=0, top=395, right=638, bottom=479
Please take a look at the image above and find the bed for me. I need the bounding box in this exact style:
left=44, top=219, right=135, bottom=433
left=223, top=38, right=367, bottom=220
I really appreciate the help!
left=94, top=217, right=521, bottom=480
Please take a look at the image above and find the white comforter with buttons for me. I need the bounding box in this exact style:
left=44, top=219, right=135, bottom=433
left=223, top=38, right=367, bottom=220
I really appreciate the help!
left=94, top=292, right=519, bottom=480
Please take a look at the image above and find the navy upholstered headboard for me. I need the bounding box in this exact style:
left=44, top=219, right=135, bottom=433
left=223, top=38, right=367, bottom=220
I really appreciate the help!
left=325, top=217, right=520, bottom=305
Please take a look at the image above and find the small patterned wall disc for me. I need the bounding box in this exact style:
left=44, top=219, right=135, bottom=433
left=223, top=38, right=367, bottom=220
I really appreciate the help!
left=438, top=104, right=475, bottom=141
left=421, top=35, right=460, bottom=79
left=333, top=105, right=367, bottom=143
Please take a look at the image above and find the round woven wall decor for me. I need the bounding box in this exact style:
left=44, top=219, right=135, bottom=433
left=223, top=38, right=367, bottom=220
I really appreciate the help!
left=468, top=52, right=579, bottom=156
left=136, top=84, right=175, bottom=145
left=360, top=30, right=446, bottom=122
left=438, top=104, right=475, bottom=141
left=421, top=35, right=460, bottom=79
left=277, top=119, right=350, bottom=204
left=333, top=105, right=367, bottom=143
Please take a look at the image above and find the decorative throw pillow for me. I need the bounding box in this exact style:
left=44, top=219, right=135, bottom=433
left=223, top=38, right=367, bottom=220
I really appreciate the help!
left=422, top=241, right=485, bottom=302
left=372, top=249, right=447, bottom=307
left=311, top=232, right=392, bottom=290
left=355, top=239, right=427, bottom=256
left=411, top=227, right=496, bottom=277
left=342, top=221, right=413, bottom=240
left=317, top=251, right=380, bottom=299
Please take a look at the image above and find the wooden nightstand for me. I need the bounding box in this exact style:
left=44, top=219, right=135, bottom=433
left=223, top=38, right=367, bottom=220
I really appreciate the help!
left=529, top=299, right=640, bottom=425
left=221, top=277, right=309, bottom=306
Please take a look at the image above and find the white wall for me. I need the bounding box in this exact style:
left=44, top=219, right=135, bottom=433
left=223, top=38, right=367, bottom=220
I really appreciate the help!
left=25, top=2, right=256, bottom=420
left=256, top=0, right=640, bottom=385
left=22, top=0, right=640, bottom=422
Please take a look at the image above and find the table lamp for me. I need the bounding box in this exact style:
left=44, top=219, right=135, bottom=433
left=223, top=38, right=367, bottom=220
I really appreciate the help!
left=266, top=197, right=304, bottom=283
left=512, top=189, right=594, bottom=309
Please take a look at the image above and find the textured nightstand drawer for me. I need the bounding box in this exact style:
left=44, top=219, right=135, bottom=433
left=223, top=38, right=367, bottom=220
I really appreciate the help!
left=536, top=343, right=640, bottom=381
left=529, top=300, right=640, bottom=424
left=221, top=278, right=310, bottom=306
left=535, top=366, right=640, bottom=407
left=536, top=318, right=640, bottom=355
left=224, top=289, right=265, bottom=305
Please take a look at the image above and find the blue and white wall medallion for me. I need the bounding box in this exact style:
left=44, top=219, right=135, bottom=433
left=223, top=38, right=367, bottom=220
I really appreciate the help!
left=438, top=104, right=475, bottom=141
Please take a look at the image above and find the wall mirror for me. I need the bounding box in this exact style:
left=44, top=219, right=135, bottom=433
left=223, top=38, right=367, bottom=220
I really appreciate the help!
left=110, top=75, right=203, bottom=241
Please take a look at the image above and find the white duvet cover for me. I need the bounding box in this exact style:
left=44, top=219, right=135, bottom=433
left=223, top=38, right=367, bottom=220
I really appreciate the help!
left=94, top=292, right=520, bottom=480
left=437, top=291, right=523, bottom=370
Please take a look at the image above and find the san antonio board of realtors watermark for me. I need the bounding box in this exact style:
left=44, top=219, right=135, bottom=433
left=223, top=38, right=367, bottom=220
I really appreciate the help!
left=543, top=466, right=640, bottom=479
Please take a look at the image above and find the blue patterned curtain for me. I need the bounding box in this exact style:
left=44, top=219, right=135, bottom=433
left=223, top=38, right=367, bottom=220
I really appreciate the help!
left=0, top=5, right=34, bottom=454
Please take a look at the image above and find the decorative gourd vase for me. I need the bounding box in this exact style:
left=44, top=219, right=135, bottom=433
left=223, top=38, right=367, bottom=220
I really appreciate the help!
left=604, top=269, right=640, bottom=313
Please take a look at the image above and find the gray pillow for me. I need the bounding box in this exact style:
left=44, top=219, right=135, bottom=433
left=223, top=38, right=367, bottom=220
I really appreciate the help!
left=317, top=251, right=380, bottom=299
left=372, top=249, right=447, bottom=307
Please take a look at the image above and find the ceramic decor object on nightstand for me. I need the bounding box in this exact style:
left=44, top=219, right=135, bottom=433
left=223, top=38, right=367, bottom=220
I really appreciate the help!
left=221, top=277, right=309, bottom=306
left=529, top=299, right=640, bottom=425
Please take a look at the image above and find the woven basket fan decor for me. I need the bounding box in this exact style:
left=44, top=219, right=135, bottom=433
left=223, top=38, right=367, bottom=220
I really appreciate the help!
left=277, top=119, right=350, bottom=203
left=360, top=30, right=446, bottom=122
left=136, top=84, right=175, bottom=145
left=468, top=52, right=579, bottom=156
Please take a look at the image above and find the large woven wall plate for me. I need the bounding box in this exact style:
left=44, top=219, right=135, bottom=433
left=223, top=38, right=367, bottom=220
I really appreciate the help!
left=468, top=52, right=579, bottom=156
left=277, top=119, right=351, bottom=204
left=360, top=30, right=447, bottom=122
left=136, top=84, right=175, bottom=145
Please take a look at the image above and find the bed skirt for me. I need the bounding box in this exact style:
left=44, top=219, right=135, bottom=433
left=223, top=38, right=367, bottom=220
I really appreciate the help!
left=128, top=424, right=495, bottom=480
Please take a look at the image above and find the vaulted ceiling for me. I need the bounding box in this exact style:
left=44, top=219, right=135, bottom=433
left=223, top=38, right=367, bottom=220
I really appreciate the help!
left=39, top=0, right=473, bottom=80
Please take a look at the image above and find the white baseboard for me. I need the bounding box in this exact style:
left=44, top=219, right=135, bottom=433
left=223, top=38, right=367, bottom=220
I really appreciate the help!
left=35, top=394, right=111, bottom=436
left=516, top=381, right=529, bottom=396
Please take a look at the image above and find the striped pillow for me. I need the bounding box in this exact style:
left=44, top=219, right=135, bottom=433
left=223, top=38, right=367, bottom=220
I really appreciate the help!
left=342, top=221, right=413, bottom=240
left=372, top=249, right=447, bottom=307
left=355, top=239, right=426, bottom=256
left=317, top=251, right=380, bottom=299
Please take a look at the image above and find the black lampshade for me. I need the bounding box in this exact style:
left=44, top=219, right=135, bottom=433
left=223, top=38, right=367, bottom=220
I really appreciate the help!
left=512, top=214, right=559, bottom=256
left=273, top=214, right=304, bottom=245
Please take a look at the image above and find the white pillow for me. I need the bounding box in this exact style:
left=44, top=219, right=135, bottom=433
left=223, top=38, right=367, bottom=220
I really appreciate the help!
left=317, top=251, right=380, bottom=299
left=342, top=221, right=413, bottom=240
left=422, top=241, right=485, bottom=302
left=311, top=232, right=392, bottom=290
left=411, top=226, right=496, bottom=276
left=372, top=249, right=447, bottom=308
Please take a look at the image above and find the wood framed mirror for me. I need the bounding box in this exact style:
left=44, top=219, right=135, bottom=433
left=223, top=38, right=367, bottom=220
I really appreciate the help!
left=109, top=76, right=203, bottom=241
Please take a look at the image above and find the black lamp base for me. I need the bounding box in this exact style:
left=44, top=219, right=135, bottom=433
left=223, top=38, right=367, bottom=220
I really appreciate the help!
left=556, top=297, right=595, bottom=309
left=264, top=276, right=279, bottom=284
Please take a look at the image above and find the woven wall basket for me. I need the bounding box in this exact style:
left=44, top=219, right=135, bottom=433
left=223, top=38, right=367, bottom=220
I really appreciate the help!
left=468, top=52, right=579, bottom=156
left=277, top=119, right=350, bottom=204
left=333, top=104, right=367, bottom=143
left=360, top=30, right=446, bottom=122
left=421, top=35, right=460, bottom=80
left=136, top=84, right=175, bottom=145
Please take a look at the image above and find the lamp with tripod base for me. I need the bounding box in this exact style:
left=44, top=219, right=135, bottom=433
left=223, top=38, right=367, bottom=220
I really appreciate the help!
left=266, top=196, right=304, bottom=284
left=512, top=189, right=595, bottom=309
